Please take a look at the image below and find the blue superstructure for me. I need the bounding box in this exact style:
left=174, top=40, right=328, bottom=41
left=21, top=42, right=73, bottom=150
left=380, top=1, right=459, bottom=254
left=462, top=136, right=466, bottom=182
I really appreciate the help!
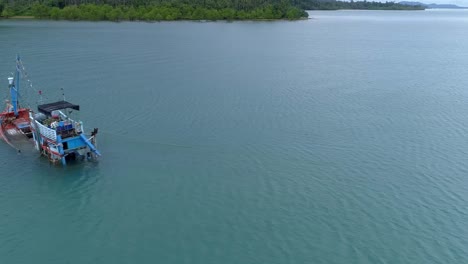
left=29, top=100, right=101, bottom=165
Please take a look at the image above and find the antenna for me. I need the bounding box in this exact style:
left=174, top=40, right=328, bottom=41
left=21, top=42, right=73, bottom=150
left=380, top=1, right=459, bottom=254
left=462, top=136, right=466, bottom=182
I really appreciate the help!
left=38, top=90, right=43, bottom=105
left=61, top=87, right=66, bottom=101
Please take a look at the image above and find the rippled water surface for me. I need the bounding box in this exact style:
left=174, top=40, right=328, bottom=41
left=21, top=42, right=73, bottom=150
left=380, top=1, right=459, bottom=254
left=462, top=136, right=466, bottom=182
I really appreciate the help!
left=1, top=10, right=468, bottom=264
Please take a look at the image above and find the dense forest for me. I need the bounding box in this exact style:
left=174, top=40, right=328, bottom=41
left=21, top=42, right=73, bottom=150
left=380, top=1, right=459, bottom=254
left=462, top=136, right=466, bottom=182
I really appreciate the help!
left=0, top=0, right=308, bottom=20
left=0, top=0, right=424, bottom=21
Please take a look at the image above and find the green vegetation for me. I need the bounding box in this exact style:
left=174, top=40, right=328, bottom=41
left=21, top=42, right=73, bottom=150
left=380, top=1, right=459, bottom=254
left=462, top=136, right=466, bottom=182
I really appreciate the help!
left=0, top=0, right=424, bottom=21
left=297, top=0, right=425, bottom=10
left=0, top=0, right=308, bottom=21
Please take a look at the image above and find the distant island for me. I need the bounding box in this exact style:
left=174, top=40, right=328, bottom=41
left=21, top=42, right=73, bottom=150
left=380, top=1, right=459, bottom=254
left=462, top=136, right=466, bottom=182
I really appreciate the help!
left=298, top=0, right=425, bottom=10
left=399, top=1, right=468, bottom=8
left=0, top=0, right=438, bottom=22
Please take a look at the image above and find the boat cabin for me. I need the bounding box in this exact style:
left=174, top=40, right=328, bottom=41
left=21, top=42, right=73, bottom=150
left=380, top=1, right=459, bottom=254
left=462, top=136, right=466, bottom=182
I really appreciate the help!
left=35, top=100, right=82, bottom=139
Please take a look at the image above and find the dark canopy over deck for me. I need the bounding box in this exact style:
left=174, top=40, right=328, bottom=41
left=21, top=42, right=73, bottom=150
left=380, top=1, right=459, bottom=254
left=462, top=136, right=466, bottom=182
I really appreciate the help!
left=37, top=101, right=80, bottom=115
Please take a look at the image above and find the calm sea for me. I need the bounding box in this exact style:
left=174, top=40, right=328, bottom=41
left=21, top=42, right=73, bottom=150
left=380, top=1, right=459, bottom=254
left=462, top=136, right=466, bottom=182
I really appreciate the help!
left=0, top=9, right=467, bottom=264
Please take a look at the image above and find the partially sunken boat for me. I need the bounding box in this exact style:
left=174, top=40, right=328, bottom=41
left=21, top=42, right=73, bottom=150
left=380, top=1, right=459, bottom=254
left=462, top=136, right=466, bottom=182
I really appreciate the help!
left=0, top=56, right=32, bottom=150
left=1, top=55, right=101, bottom=165
left=30, top=96, right=102, bottom=165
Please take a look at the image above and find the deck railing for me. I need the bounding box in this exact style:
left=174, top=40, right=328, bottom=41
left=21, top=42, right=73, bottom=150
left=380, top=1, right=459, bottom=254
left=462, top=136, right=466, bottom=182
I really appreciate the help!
left=35, top=120, right=57, bottom=142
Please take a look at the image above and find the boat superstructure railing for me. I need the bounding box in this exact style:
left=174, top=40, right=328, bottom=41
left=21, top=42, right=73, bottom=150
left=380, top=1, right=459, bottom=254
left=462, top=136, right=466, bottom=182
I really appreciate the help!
left=30, top=112, right=84, bottom=142
left=33, top=118, right=58, bottom=142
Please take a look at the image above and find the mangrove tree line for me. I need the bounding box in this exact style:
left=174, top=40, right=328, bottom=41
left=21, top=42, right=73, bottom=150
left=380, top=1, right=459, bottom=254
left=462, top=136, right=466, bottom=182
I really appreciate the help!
left=0, top=0, right=424, bottom=21
left=0, top=0, right=309, bottom=20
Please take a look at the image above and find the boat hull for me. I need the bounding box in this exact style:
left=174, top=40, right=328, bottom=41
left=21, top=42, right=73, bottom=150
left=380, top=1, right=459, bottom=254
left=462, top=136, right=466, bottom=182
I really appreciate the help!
left=0, top=108, right=32, bottom=150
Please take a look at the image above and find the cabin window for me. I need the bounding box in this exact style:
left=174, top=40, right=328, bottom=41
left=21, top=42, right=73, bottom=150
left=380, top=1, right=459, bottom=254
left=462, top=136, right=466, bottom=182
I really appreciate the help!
left=63, top=142, right=68, bottom=150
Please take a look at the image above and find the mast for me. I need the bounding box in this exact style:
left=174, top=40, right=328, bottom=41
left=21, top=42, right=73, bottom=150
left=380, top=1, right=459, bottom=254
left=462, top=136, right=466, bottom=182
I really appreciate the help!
left=9, top=55, right=20, bottom=116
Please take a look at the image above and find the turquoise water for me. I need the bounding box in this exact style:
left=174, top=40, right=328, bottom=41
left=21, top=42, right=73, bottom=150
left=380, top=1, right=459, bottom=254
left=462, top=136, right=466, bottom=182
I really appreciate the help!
left=1, top=10, right=468, bottom=263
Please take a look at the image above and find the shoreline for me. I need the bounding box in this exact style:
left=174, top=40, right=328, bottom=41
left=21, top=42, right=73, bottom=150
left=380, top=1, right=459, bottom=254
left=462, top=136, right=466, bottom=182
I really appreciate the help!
left=309, top=8, right=425, bottom=11
left=8, top=16, right=35, bottom=19
left=0, top=16, right=310, bottom=22
left=0, top=8, right=431, bottom=22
